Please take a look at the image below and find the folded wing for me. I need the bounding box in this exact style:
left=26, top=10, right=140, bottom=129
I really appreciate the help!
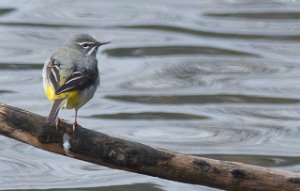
left=46, top=57, right=98, bottom=95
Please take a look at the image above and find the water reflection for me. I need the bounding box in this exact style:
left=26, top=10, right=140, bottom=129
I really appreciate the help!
left=43, top=183, right=164, bottom=191
left=117, top=24, right=300, bottom=41
left=205, top=11, right=300, bottom=19
left=0, top=8, right=15, bottom=16
left=104, top=46, right=258, bottom=57
left=199, top=154, right=300, bottom=167
left=105, top=94, right=300, bottom=104
left=0, top=21, right=85, bottom=28
left=89, top=112, right=208, bottom=120
left=0, top=63, right=42, bottom=70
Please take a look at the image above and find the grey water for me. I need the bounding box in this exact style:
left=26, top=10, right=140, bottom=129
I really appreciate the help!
left=1, top=0, right=300, bottom=190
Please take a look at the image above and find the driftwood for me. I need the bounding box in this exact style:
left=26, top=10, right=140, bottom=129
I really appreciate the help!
left=0, top=103, right=299, bottom=191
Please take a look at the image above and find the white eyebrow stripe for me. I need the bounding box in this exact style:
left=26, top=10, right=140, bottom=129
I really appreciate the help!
left=78, top=42, right=94, bottom=46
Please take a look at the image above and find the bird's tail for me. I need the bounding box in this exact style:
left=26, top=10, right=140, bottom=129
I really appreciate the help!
left=46, top=98, right=66, bottom=125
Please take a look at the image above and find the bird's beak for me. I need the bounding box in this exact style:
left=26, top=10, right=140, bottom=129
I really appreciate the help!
left=96, top=41, right=110, bottom=47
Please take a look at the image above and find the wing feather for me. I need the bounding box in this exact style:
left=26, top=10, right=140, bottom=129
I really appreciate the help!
left=46, top=58, right=60, bottom=91
left=46, top=57, right=98, bottom=95
left=55, top=69, right=98, bottom=95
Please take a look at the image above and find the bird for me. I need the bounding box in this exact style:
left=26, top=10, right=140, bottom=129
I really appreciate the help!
left=42, top=33, right=110, bottom=130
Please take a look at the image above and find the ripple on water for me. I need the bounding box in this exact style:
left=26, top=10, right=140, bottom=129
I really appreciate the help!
left=0, top=62, right=42, bottom=70
left=106, top=121, right=267, bottom=151
left=0, top=7, right=15, bottom=16
left=215, top=107, right=300, bottom=121
left=103, top=46, right=258, bottom=57
left=2, top=1, right=300, bottom=191
left=0, top=21, right=85, bottom=28
left=89, top=112, right=208, bottom=120
left=10, top=1, right=182, bottom=28
left=0, top=46, right=32, bottom=58
left=199, top=7, right=300, bottom=39
left=205, top=10, right=300, bottom=20
left=0, top=89, right=14, bottom=94
left=105, top=94, right=300, bottom=105
left=15, top=183, right=164, bottom=191
left=0, top=148, right=147, bottom=189
left=0, top=156, right=53, bottom=184
left=114, top=58, right=293, bottom=91
left=117, top=24, right=300, bottom=41
left=198, top=154, right=300, bottom=167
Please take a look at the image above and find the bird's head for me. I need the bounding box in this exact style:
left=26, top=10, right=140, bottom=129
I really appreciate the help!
left=63, top=33, right=110, bottom=57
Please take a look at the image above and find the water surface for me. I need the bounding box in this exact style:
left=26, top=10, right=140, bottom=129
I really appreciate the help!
left=1, top=0, right=300, bottom=191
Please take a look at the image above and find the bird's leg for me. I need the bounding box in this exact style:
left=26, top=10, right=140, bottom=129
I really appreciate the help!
left=55, top=117, right=61, bottom=130
left=72, top=109, right=78, bottom=132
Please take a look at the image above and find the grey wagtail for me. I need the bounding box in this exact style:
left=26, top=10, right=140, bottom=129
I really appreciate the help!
left=42, top=33, right=110, bottom=129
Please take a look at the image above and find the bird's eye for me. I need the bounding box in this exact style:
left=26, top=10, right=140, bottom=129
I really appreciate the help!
left=82, top=43, right=90, bottom=48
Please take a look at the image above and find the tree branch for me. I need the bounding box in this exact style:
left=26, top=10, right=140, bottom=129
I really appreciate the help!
left=0, top=103, right=299, bottom=191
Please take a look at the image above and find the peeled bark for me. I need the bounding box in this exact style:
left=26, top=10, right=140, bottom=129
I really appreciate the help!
left=0, top=103, right=299, bottom=191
